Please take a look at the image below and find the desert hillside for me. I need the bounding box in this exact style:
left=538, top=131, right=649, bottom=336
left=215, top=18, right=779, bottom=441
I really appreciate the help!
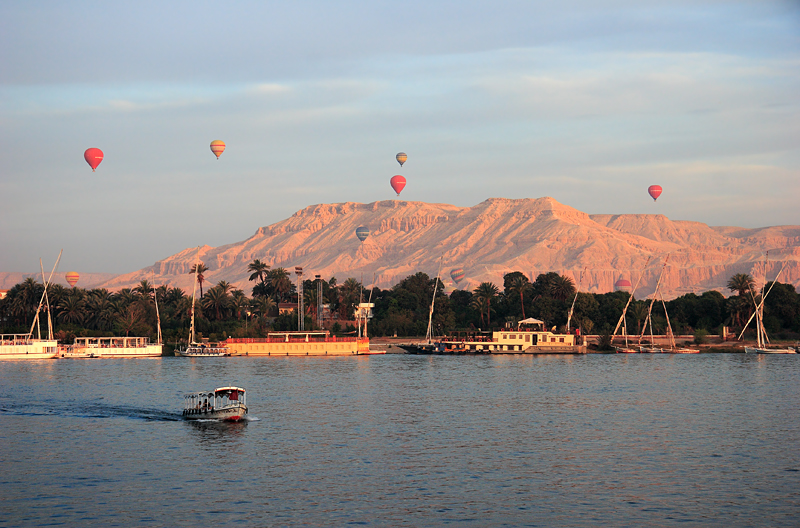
left=88, top=197, right=800, bottom=299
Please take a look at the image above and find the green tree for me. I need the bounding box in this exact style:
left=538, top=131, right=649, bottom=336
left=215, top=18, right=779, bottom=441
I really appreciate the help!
left=189, top=262, right=209, bottom=298
left=473, top=282, right=499, bottom=327
left=247, top=259, right=270, bottom=285
left=727, top=273, right=755, bottom=298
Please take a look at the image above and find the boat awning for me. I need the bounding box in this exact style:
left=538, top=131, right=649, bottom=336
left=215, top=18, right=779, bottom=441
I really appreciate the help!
left=518, top=318, right=544, bottom=325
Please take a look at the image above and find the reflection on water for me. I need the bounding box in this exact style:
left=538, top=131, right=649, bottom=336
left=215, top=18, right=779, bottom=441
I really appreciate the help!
left=0, top=354, right=798, bottom=527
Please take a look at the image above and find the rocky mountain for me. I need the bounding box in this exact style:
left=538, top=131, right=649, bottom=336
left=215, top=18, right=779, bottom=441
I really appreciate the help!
left=91, top=197, right=800, bottom=300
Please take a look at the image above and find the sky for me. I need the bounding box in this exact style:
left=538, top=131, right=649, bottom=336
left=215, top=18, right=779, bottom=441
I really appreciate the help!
left=1, top=0, right=799, bottom=274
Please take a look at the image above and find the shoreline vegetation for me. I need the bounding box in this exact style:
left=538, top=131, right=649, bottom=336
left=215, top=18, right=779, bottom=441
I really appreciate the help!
left=2, top=267, right=798, bottom=351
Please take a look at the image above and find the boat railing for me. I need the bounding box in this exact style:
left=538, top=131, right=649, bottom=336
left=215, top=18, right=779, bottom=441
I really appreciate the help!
left=228, top=336, right=362, bottom=344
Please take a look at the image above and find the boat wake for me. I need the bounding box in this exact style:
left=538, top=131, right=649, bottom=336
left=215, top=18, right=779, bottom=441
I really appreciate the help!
left=0, top=400, right=183, bottom=422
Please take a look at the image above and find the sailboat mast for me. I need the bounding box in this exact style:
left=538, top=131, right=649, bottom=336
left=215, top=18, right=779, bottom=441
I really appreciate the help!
left=639, top=255, right=669, bottom=345
left=29, top=250, right=62, bottom=339
left=566, top=267, right=586, bottom=334
left=153, top=272, right=162, bottom=345
left=612, top=257, right=651, bottom=342
left=189, top=247, right=200, bottom=345
left=426, top=257, right=444, bottom=344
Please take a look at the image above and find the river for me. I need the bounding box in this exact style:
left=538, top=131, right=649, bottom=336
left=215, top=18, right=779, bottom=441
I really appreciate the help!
left=1, top=353, right=798, bottom=526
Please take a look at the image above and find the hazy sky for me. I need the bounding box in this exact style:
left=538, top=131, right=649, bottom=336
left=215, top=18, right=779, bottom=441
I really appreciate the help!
left=2, top=1, right=798, bottom=274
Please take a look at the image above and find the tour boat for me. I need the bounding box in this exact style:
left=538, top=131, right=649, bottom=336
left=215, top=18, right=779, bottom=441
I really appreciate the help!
left=182, top=387, right=247, bottom=421
left=402, top=319, right=585, bottom=355
left=0, top=334, right=58, bottom=360
left=61, top=336, right=162, bottom=358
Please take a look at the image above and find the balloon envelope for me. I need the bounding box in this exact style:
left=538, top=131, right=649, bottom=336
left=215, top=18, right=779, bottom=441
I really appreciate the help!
left=355, top=226, right=370, bottom=242
left=84, top=148, right=103, bottom=171
left=450, top=268, right=465, bottom=284
left=390, top=175, right=406, bottom=196
left=210, top=140, right=226, bottom=159
left=648, top=185, right=662, bottom=201
left=396, top=152, right=407, bottom=167
left=65, top=272, right=80, bottom=287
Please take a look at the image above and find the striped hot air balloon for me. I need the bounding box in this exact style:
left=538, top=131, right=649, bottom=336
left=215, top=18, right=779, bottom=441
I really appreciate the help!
left=65, top=272, right=80, bottom=287
left=355, top=226, right=370, bottom=242
left=210, top=140, right=226, bottom=159
left=614, top=278, right=632, bottom=292
left=396, top=152, right=407, bottom=167
left=450, top=268, right=466, bottom=285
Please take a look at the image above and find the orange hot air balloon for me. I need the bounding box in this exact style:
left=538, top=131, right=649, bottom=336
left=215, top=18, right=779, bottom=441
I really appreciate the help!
left=210, top=140, right=226, bottom=159
left=390, top=175, right=406, bottom=196
left=648, top=185, right=662, bottom=201
left=65, top=272, right=80, bottom=287
left=84, top=148, right=104, bottom=172
left=396, top=152, right=407, bottom=167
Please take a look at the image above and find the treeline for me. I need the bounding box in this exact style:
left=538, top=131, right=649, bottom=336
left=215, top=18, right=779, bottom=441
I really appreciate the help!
left=1, top=267, right=798, bottom=344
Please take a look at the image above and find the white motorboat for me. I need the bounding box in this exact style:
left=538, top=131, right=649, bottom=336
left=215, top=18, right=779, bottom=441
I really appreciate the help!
left=182, top=387, right=247, bottom=421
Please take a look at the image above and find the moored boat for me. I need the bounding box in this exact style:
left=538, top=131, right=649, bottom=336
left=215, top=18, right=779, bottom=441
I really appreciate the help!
left=0, top=334, right=58, bottom=360
left=61, top=336, right=162, bottom=358
left=227, top=331, right=372, bottom=356
left=182, top=387, right=247, bottom=421
left=177, top=247, right=230, bottom=358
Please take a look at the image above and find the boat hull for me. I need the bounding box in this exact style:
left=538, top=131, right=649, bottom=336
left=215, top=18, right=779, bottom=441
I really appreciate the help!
left=182, top=404, right=247, bottom=422
left=745, top=346, right=797, bottom=354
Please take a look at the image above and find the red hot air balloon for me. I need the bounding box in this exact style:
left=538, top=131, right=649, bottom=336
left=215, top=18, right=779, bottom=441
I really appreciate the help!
left=65, top=272, right=80, bottom=287
left=390, top=175, right=406, bottom=196
left=84, top=148, right=104, bottom=172
left=648, top=185, right=662, bottom=201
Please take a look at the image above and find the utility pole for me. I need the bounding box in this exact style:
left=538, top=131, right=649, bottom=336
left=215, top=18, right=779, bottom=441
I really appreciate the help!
left=295, top=266, right=304, bottom=331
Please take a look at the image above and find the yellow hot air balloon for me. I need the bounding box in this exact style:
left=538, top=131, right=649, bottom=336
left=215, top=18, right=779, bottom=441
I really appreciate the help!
left=210, top=140, right=226, bottom=159
left=396, top=152, right=407, bottom=167
left=65, top=272, right=80, bottom=287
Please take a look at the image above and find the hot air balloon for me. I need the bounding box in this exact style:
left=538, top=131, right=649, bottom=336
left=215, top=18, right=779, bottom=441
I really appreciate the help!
left=450, top=268, right=465, bottom=285
left=614, top=278, right=632, bottom=293
left=65, top=272, right=80, bottom=287
left=396, top=152, right=407, bottom=167
left=355, top=226, right=370, bottom=242
left=210, top=140, right=226, bottom=159
left=648, top=185, right=662, bottom=201
left=84, top=148, right=104, bottom=172
left=390, top=175, right=406, bottom=196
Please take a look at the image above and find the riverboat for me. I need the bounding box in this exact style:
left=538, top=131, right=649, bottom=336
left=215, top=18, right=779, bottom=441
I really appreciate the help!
left=226, top=331, right=377, bottom=356
left=402, top=319, right=585, bottom=355
left=61, top=337, right=163, bottom=358
left=0, top=334, right=59, bottom=360
left=183, top=387, right=247, bottom=422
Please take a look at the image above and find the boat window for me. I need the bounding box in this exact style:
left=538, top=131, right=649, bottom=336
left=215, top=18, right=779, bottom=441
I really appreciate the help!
left=559, top=338, right=564, bottom=343
left=525, top=335, right=530, bottom=342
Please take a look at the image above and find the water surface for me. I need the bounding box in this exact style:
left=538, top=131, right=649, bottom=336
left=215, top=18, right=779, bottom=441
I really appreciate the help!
left=1, top=354, right=798, bottom=526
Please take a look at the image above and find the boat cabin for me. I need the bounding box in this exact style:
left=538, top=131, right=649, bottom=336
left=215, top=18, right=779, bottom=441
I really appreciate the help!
left=183, top=387, right=246, bottom=415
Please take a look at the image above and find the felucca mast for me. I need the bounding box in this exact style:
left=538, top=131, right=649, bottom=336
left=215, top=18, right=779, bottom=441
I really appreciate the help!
left=425, top=256, right=444, bottom=345
left=639, top=255, right=669, bottom=345
left=612, top=257, right=651, bottom=345
left=189, top=247, right=200, bottom=345
left=29, top=250, right=62, bottom=340
left=153, top=272, right=163, bottom=345
left=566, top=267, right=586, bottom=334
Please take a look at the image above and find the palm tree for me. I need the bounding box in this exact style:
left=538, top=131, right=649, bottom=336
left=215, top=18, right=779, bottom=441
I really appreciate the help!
left=247, top=259, right=270, bottom=284
left=134, top=280, right=153, bottom=300
left=470, top=293, right=487, bottom=326
left=216, top=280, right=234, bottom=295
left=549, top=275, right=576, bottom=302
left=230, top=290, right=250, bottom=321
left=116, top=304, right=145, bottom=337
left=269, top=268, right=293, bottom=303
left=474, top=282, right=500, bottom=327
left=727, top=273, right=755, bottom=298
left=507, top=276, right=530, bottom=319
left=338, top=278, right=362, bottom=319
left=202, top=286, right=230, bottom=321
left=57, top=293, right=86, bottom=325
left=189, top=262, right=209, bottom=298
left=630, top=301, right=648, bottom=335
